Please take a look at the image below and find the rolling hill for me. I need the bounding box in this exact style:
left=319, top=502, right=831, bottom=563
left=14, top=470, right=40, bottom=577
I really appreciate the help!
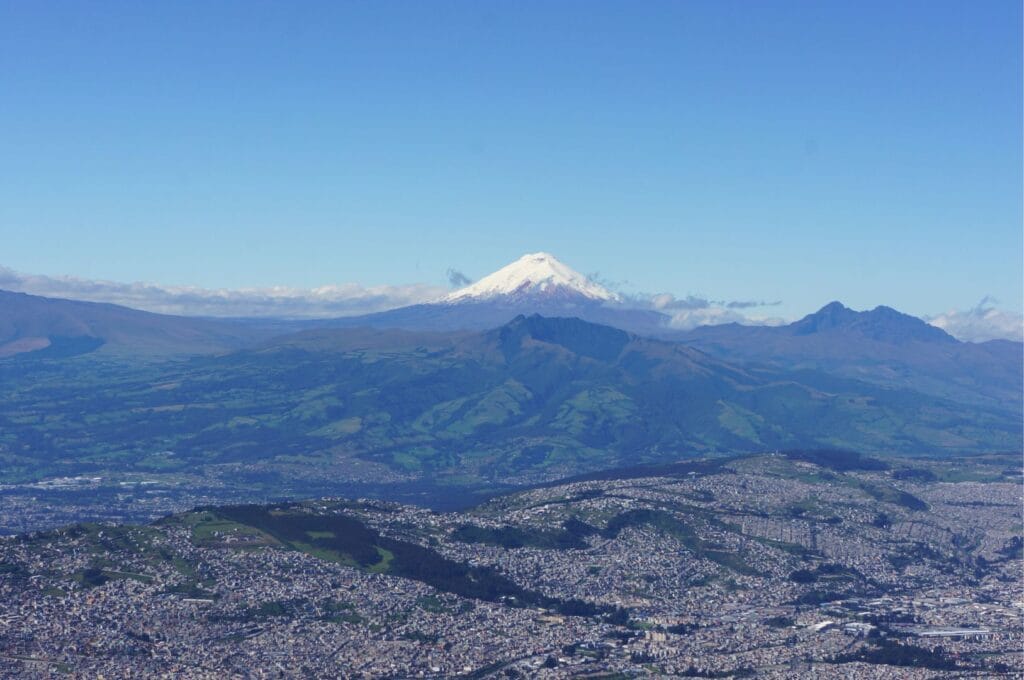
left=2, top=315, right=1018, bottom=498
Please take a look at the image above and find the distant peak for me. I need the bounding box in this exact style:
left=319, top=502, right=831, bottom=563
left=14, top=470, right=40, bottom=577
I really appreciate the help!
left=790, top=301, right=856, bottom=334
left=791, top=301, right=956, bottom=344
left=444, top=252, right=619, bottom=303
left=495, top=313, right=631, bottom=362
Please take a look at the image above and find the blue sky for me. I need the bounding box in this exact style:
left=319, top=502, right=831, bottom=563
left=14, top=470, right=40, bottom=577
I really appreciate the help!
left=1, top=1, right=1020, bottom=330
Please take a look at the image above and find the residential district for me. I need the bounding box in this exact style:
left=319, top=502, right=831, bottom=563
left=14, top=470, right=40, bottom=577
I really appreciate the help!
left=0, top=453, right=1020, bottom=677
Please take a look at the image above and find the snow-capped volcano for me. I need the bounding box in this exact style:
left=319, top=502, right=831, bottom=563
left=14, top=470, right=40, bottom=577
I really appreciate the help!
left=317, top=251, right=666, bottom=334
left=444, top=252, right=619, bottom=304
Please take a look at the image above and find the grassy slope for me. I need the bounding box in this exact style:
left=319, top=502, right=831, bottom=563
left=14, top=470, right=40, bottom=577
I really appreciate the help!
left=0, top=318, right=1018, bottom=490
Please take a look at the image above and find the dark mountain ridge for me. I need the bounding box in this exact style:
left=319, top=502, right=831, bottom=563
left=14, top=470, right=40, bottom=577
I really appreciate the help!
left=2, top=286, right=1018, bottom=422
left=313, top=298, right=671, bottom=335
left=680, top=301, right=1021, bottom=412
left=788, top=301, right=957, bottom=344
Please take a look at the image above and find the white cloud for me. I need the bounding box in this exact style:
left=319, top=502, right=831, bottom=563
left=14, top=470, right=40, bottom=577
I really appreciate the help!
left=0, top=266, right=447, bottom=319
left=646, top=293, right=713, bottom=311
left=665, top=307, right=747, bottom=330
left=743, top=315, right=789, bottom=327
left=623, top=291, right=783, bottom=329
left=926, top=297, right=1024, bottom=343
left=0, top=264, right=784, bottom=326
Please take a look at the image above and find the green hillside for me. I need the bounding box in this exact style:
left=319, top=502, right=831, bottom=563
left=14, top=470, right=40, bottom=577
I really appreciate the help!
left=0, top=316, right=1018, bottom=498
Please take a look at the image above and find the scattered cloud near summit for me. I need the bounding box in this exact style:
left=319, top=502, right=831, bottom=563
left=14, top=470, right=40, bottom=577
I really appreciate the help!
left=2, top=265, right=1020, bottom=341
left=662, top=307, right=789, bottom=331
left=0, top=266, right=446, bottom=319
left=726, top=299, right=783, bottom=310
left=446, top=268, right=473, bottom=288
left=636, top=292, right=785, bottom=330
left=926, top=297, right=1024, bottom=343
left=1, top=263, right=784, bottom=329
left=640, top=293, right=781, bottom=312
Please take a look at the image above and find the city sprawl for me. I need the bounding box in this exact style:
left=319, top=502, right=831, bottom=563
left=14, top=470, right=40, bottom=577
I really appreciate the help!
left=0, top=452, right=1019, bottom=677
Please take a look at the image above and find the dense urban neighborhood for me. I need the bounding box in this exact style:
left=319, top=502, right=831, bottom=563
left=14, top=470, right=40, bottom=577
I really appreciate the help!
left=1, top=452, right=1019, bottom=677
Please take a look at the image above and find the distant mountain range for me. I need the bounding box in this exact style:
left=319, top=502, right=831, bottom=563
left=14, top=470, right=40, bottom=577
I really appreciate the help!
left=2, top=251, right=1018, bottom=416
left=0, top=289, right=281, bottom=359
left=0, top=252, right=1019, bottom=488
left=2, top=252, right=662, bottom=356
left=1, top=312, right=1019, bottom=503
left=680, top=301, right=1021, bottom=412
left=6, top=250, right=1015, bottom=353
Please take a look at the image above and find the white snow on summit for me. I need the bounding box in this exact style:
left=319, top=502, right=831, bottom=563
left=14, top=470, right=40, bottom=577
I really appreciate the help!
left=444, top=252, right=619, bottom=303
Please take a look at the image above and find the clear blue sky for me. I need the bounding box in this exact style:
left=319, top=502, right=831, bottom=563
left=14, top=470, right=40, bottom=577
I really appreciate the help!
left=1, top=0, right=1020, bottom=319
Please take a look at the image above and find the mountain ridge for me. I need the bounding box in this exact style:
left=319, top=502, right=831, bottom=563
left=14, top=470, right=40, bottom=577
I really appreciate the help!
left=680, top=301, right=1020, bottom=411
left=788, top=301, right=957, bottom=344
left=0, top=289, right=280, bottom=358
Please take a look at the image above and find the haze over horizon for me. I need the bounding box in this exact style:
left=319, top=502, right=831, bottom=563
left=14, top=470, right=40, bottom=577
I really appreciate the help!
left=0, top=252, right=1020, bottom=342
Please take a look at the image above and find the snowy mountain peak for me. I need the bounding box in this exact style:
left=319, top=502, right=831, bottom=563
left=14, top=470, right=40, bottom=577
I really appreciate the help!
left=444, top=252, right=619, bottom=304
